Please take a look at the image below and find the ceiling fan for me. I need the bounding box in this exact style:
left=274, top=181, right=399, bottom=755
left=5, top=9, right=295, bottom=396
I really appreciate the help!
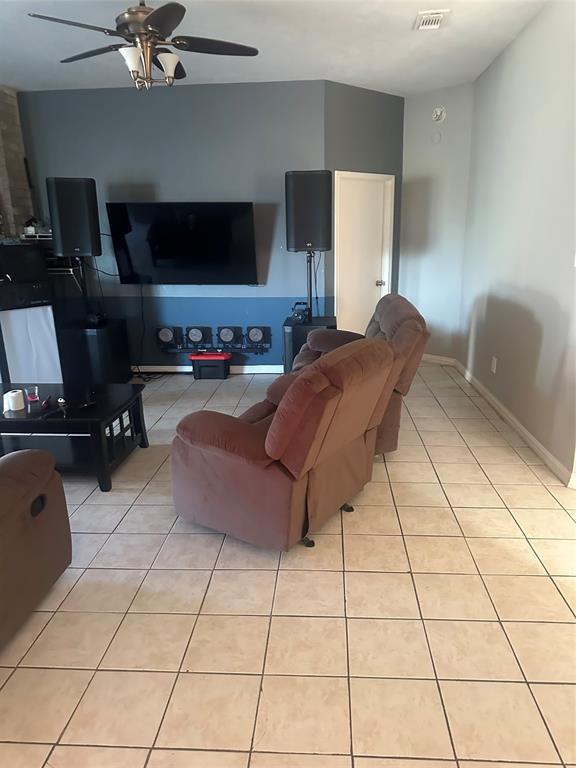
left=28, top=1, right=259, bottom=90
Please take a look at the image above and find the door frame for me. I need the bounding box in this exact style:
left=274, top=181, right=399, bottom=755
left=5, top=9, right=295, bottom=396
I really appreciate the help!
left=333, top=170, right=395, bottom=318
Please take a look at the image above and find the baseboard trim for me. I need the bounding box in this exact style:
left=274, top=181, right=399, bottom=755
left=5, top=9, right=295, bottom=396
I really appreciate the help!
left=132, top=364, right=284, bottom=374
left=422, top=354, right=572, bottom=486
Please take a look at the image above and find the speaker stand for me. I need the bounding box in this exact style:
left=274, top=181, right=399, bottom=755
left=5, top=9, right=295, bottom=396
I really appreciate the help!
left=306, top=250, right=315, bottom=322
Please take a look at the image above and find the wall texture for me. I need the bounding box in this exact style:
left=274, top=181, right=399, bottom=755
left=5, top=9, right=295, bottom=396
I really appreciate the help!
left=19, top=79, right=404, bottom=365
left=460, top=0, right=575, bottom=475
left=399, top=84, right=474, bottom=358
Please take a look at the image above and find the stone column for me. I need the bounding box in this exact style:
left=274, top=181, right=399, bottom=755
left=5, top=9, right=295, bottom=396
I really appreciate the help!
left=0, top=86, right=33, bottom=236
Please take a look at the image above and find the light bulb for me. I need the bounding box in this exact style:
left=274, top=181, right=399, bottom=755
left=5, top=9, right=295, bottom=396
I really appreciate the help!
left=119, top=46, right=143, bottom=80
left=157, top=51, right=179, bottom=85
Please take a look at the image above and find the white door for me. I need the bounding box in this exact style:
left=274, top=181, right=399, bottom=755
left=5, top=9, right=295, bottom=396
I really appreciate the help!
left=334, top=171, right=395, bottom=333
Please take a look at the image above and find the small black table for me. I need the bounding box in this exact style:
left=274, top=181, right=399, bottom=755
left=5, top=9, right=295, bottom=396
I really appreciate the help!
left=0, top=383, right=148, bottom=491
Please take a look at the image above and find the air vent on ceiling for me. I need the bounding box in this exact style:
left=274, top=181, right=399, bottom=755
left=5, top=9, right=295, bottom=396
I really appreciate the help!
left=414, top=9, right=450, bottom=30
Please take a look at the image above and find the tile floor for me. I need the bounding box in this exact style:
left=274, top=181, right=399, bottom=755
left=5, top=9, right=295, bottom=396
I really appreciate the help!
left=1, top=365, right=575, bottom=767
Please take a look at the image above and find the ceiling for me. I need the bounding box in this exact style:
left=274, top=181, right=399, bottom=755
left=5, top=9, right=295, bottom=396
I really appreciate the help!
left=0, top=0, right=544, bottom=94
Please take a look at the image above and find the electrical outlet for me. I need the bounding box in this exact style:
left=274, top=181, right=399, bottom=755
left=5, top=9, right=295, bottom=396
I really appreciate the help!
left=491, top=356, right=498, bottom=374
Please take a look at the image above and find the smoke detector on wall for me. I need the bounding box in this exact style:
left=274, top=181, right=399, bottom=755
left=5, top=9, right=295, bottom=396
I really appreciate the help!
left=414, top=9, right=451, bottom=30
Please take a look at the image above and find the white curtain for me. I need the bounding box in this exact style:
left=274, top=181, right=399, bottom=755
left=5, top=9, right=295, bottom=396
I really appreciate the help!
left=0, top=305, right=63, bottom=383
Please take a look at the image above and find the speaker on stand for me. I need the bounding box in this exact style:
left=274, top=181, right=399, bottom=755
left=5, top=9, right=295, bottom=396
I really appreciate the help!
left=283, top=170, right=336, bottom=372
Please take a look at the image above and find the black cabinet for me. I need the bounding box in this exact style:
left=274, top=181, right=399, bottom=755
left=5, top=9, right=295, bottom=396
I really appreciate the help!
left=282, top=315, right=336, bottom=373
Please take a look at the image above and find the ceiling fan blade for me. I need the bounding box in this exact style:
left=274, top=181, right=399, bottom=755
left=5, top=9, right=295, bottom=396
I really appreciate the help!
left=145, top=2, right=186, bottom=37
left=61, top=44, right=126, bottom=64
left=171, top=36, right=258, bottom=57
left=153, top=49, right=187, bottom=79
left=28, top=13, right=124, bottom=37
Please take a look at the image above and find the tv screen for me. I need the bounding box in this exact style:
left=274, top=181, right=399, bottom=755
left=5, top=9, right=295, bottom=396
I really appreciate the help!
left=106, top=202, right=258, bottom=285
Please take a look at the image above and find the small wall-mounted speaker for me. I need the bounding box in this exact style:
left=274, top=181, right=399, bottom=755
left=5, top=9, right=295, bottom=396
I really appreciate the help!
left=185, top=326, right=212, bottom=348
left=246, top=326, right=271, bottom=346
left=157, top=326, right=184, bottom=350
left=217, top=326, right=243, bottom=347
left=46, top=177, right=102, bottom=258
left=285, top=170, right=332, bottom=252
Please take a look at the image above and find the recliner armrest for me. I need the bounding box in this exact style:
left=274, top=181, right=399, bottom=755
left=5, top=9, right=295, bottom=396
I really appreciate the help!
left=307, top=328, right=365, bottom=353
left=175, top=411, right=273, bottom=467
left=0, top=449, right=58, bottom=522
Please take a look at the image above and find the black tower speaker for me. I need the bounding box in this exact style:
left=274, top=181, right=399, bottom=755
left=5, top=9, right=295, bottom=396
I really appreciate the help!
left=285, top=170, right=332, bottom=252
left=47, top=177, right=102, bottom=257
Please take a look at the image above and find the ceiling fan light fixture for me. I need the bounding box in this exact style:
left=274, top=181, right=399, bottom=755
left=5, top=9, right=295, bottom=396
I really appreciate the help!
left=119, top=45, right=143, bottom=79
left=157, top=51, right=180, bottom=85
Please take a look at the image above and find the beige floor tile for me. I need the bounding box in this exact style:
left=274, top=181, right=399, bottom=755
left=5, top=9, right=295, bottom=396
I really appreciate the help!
left=70, top=505, right=129, bottom=533
left=345, top=572, right=419, bottom=618
left=86, top=483, right=144, bottom=506
left=47, top=746, right=149, bottom=767
left=217, top=537, right=280, bottom=569
left=442, top=484, right=504, bottom=508
left=405, top=536, right=477, bottom=573
left=548, top=485, right=576, bottom=509
left=467, top=538, right=546, bottom=575
left=530, top=465, right=564, bottom=485
left=426, top=620, right=522, bottom=680
left=531, top=683, right=576, bottom=762
left=265, top=617, right=347, bottom=676
left=513, top=445, right=543, bottom=463
left=0, top=744, right=51, bottom=768
left=398, top=507, right=462, bottom=536
left=351, top=678, right=452, bottom=757
left=471, top=446, right=523, bottom=464
left=484, top=575, right=574, bottom=620
left=157, top=673, right=260, bottom=750
left=342, top=505, right=400, bottom=535
left=513, top=508, right=576, bottom=538
left=462, top=433, right=508, bottom=447
left=281, top=534, right=343, bottom=570
left=344, top=535, right=408, bottom=572
left=420, top=431, right=466, bottom=447
left=116, top=505, right=177, bottom=534
left=529, top=539, right=576, bottom=575
left=425, top=445, right=477, bottom=463
left=454, top=508, right=523, bottom=537
left=37, top=568, right=84, bottom=610
left=434, top=463, right=489, bottom=484
left=315, top=512, right=343, bottom=534
left=101, top=614, right=195, bottom=671
left=63, top=670, right=175, bottom=747
left=183, top=615, right=268, bottom=674
left=148, top=750, right=248, bottom=768
left=452, top=418, right=497, bottom=434
left=153, top=533, right=223, bottom=569
left=415, top=574, right=497, bottom=619
left=386, top=463, right=437, bottom=483
left=61, top=569, right=146, bottom=613
left=254, top=675, right=350, bottom=754
left=64, top=482, right=98, bottom=505
left=481, top=464, right=541, bottom=485
left=135, top=482, right=174, bottom=504
left=441, top=680, right=557, bottom=761
left=414, top=417, right=456, bottom=432
left=495, top=484, right=560, bottom=509
left=251, top=755, right=351, bottom=768
left=392, top=482, right=449, bottom=507
left=397, top=429, right=424, bottom=446
left=354, top=761, right=453, bottom=768
left=504, top=622, right=576, bottom=682
left=21, top=612, right=122, bottom=669
left=0, top=612, right=52, bottom=665
left=384, top=445, right=430, bottom=462
left=348, top=619, right=433, bottom=678
left=351, top=482, right=393, bottom=505
left=370, top=463, right=390, bottom=481
left=0, top=668, right=12, bottom=687
left=0, top=668, right=91, bottom=742
left=398, top=507, right=461, bottom=535
left=91, top=533, right=166, bottom=569
left=130, top=569, right=210, bottom=613
left=202, top=570, right=276, bottom=615
left=405, top=397, right=446, bottom=418
left=274, top=571, right=344, bottom=616
left=71, top=533, right=109, bottom=567
left=553, top=576, right=576, bottom=612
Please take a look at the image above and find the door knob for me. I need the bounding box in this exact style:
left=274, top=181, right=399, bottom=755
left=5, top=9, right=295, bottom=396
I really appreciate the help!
left=376, top=280, right=386, bottom=287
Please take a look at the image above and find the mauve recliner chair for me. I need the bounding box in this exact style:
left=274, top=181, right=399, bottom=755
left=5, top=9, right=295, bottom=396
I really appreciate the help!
left=291, top=293, right=430, bottom=454
left=172, top=338, right=396, bottom=550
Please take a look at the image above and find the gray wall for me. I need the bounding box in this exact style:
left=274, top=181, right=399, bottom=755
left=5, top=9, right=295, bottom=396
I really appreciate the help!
left=399, top=84, right=474, bottom=358
left=324, top=81, right=404, bottom=291
left=460, top=0, right=575, bottom=475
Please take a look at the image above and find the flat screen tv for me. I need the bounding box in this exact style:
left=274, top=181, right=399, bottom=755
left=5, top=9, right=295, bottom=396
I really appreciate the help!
left=106, top=202, right=258, bottom=285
